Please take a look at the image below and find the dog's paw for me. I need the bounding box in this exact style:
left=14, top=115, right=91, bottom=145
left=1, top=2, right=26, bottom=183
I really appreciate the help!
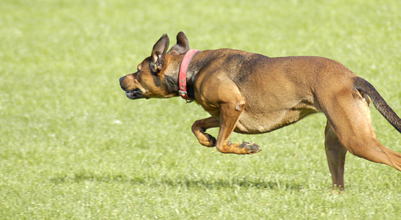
left=208, top=134, right=217, bottom=146
left=238, top=142, right=261, bottom=154
left=198, top=133, right=216, bottom=147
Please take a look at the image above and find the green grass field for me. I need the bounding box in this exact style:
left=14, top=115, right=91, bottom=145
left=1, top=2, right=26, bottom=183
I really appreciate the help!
left=1, top=0, right=401, bottom=219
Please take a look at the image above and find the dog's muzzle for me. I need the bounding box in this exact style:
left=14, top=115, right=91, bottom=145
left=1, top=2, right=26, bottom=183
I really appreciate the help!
left=119, top=76, right=144, bottom=99
left=125, top=89, right=144, bottom=99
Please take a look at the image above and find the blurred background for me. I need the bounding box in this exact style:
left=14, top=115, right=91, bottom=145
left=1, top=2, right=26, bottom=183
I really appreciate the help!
left=1, top=0, right=400, bottom=219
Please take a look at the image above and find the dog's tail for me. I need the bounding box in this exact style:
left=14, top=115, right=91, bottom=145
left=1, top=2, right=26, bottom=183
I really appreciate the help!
left=354, top=77, right=401, bottom=133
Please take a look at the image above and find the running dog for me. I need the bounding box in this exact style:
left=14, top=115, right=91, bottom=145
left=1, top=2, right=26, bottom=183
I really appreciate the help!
left=119, top=32, right=401, bottom=190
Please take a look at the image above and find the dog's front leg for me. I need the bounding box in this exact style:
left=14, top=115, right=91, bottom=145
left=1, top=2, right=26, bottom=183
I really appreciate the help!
left=215, top=102, right=261, bottom=154
left=192, top=117, right=219, bottom=147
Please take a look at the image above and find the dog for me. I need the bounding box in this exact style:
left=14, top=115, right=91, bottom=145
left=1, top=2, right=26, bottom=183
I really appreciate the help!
left=119, top=32, right=401, bottom=190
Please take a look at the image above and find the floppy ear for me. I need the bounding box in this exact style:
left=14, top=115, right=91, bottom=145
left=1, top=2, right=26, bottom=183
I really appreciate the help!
left=167, top=31, right=190, bottom=55
left=150, top=34, right=170, bottom=73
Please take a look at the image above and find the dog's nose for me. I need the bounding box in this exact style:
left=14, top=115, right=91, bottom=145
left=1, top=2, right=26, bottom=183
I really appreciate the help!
left=119, top=77, right=126, bottom=90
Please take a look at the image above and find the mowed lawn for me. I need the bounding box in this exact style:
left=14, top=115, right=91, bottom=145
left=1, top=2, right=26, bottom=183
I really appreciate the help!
left=1, top=0, right=401, bottom=219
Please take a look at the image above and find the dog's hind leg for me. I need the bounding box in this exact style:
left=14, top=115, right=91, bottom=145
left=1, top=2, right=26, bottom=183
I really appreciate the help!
left=321, top=88, right=401, bottom=175
left=325, top=122, right=348, bottom=191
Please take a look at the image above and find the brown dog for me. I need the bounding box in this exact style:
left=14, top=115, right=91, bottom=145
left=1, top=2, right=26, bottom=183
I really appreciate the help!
left=119, top=32, right=401, bottom=190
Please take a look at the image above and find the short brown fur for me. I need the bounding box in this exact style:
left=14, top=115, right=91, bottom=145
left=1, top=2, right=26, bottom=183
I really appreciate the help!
left=119, top=32, right=401, bottom=190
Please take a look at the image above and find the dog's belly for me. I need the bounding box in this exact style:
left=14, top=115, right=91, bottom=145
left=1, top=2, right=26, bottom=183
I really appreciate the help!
left=235, top=100, right=318, bottom=134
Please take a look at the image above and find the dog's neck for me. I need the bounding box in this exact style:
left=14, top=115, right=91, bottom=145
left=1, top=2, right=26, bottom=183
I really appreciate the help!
left=179, top=50, right=201, bottom=100
left=164, top=51, right=202, bottom=100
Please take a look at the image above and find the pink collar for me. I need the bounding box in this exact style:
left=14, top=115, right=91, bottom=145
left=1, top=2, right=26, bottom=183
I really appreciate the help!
left=179, top=49, right=200, bottom=100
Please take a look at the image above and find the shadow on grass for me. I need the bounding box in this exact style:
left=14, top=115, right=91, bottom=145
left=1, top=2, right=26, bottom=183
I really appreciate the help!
left=50, top=172, right=303, bottom=191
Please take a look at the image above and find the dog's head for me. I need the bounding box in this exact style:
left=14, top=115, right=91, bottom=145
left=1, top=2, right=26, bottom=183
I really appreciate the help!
left=119, top=32, right=190, bottom=99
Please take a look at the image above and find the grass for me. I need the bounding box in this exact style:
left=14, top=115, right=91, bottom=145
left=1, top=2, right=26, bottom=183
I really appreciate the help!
left=1, top=0, right=401, bottom=219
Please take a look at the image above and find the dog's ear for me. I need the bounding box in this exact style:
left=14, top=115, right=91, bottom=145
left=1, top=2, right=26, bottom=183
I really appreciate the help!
left=167, top=31, right=190, bottom=55
left=150, top=34, right=170, bottom=73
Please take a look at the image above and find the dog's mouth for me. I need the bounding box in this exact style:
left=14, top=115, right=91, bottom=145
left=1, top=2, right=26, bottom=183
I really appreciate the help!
left=126, top=89, right=144, bottom=99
